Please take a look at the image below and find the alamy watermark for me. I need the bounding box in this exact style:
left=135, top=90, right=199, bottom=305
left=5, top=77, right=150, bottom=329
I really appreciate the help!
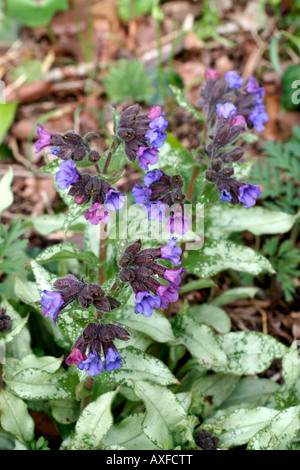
left=0, top=340, right=5, bottom=364
left=0, top=80, right=6, bottom=104
left=291, top=80, right=300, bottom=105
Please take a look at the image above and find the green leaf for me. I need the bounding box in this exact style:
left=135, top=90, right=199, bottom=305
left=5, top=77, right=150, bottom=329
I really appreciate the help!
left=221, top=377, right=280, bottom=411
left=6, top=369, right=77, bottom=400
left=6, top=0, right=69, bottom=28
left=70, top=390, right=118, bottom=450
left=169, top=85, right=205, bottom=122
left=11, top=58, right=43, bottom=85
left=48, top=400, right=80, bottom=425
left=12, top=354, right=63, bottom=376
left=107, top=295, right=176, bottom=344
left=94, top=346, right=178, bottom=387
left=212, top=287, right=258, bottom=307
left=103, top=413, right=155, bottom=450
left=0, top=166, right=14, bottom=215
left=103, top=59, right=153, bottom=104
left=0, top=102, right=18, bottom=144
left=172, top=314, right=227, bottom=368
left=0, top=390, right=34, bottom=444
left=133, top=381, right=187, bottom=449
left=206, top=205, right=300, bottom=238
left=202, top=407, right=278, bottom=448
left=118, top=0, right=155, bottom=20
left=180, top=278, right=216, bottom=293
left=188, top=373, right=240, bottom=419
left=183, top=240, right=275, bottom=277
left=29, top=242, right=101, bottom=268
left=190, top=304, right=231, bottom=334
left=0, top=299, right=29, bottom=345
left=248, top=406, right=300, bottom=450
left=214, top=331, right=287, bottom=375
left=25, top=213, right=85, bottom=236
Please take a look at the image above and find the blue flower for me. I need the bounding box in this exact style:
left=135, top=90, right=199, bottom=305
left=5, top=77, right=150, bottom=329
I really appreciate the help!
left=224, top=71, right=243, bottom=89
left=132, top=183, right=152, bottom=205
left=246, top=75, right=265, bottom=97
left=78, top=353, right=104, bottom=376
left=144, top=169, right=163, bottom=187
left=136, top=146, right=159, bottom=171
left=160, top=238, right=182, bottom=266
left=248, top=103, right=268, bottom=131
left=105, top=189, right=125, bottom=211
left=56, top=160, right=79, bottom=190
left=40, top=290, right=64, bottom=325
left=163, top=267, right=186, bottom=286
left=104, top=347, right=122, bottom=371
left=220, top=189, right=232, bottom=203
left=216, top=102, right=237, bottom=119
left=145, top=113, right=168, bottom=149
left=135, top=291, right=161, bottom=317
left=238, top=184, right=261, bottom=208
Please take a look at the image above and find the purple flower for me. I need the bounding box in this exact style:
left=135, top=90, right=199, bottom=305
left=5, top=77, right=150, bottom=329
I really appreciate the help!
left=146, top=201, right=166, bottom=221
left=104, top=347, right=122, bottom=371
left=156, top=285, right=179, bottom=309
left=246, top=75, right=265, bottom=97
left=136, top=146, right=159, bottom=171
left=40, top=290, right=64, bottom=325
left=50, top=147, right=61, bottom=156
left=238, top=184, right=261, bottom=208
left=35, top=124, right=52, bottom=153
left=145, top=113, right=168, bottom=149
left=216, top=102, right=237, bottom=119
left=132, top=183, right=152, bottom=205
left=84, top=202, right=111, bottom=225
left=248, top=103, right=268, bottom=131
left=160, top=238, right=182, bottom=266
left=220, top=189, right=232, bottom=203
left=78, top=353, right=104, bottom=376
left=224, top=71, right=243, bottom=89
left=66, top=349, right=86, bottom=366
left=164, top=267, right=186, bottom=286
left=105, top=189, right=125, bottom=211
left=144, top=169, right=163, bottom=187
left=166, top=212, right=191, bottom=235
left=135, top=291, right=161, bottom=317
left=55, top=160, right=79, bottom=190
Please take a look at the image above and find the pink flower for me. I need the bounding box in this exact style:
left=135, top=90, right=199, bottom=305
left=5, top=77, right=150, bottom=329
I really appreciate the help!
left=84, top=202, right=111, bottom=225
left=66, top=349, right=87, bottom=366
left=231, top=115, right=246, bottom=126
left=166, top=212, right=192, bottom=235
left=148, top=106, right=162, bottom=120
left=204, top=69, right=219, bottom=81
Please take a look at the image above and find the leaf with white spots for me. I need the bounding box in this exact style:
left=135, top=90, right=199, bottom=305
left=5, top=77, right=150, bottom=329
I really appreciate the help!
left=183, top=240, right=275, bottom=277
left=0, top=390, right=34, bottom=444
left=214, top=331, right=287, bottom=375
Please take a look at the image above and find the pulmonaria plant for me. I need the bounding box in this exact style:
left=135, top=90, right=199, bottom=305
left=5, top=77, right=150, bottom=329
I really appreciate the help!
left=199, top=70, right=266, bottom=206
left=118, top=239, right=185, bottom=317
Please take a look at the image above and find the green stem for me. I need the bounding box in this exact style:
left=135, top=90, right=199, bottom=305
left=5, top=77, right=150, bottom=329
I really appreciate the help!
left=103, top=139, right=119, bottom=174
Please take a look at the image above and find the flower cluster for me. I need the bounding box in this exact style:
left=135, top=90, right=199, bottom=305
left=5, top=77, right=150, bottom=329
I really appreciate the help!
left=39, top=275, right=121, bottom=324
left=55, top=165, right=124, bottom=224
left=118, top=239, right=185, bottom=317
left=199, top=70, right=265, bottom=207
left=116, top=105, right=168, bottom=171
left=132, top=169, right=191, bottom=234
left=0, top=308, right=11, bottom=333
left=199, top=69, right=268, bottom=132
left=35, top=125, right=100, bottom=162
left=66, top=322, right=129, bottom=377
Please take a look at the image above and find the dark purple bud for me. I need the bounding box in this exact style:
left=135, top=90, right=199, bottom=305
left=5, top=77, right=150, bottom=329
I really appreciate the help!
left=196, top=430, right=220, bottom=450
left=133, top=248, right=161, bottom=266
left=105, top=296, right=121, bottom=310
left=218, top=147, right=244, bottom=163
left=0, top=308, right=11, bottom=332
left=88, top=150, right=101, bottom=163
left=119, top=267, right=136, bottom=282
left=78, top=284, right=105, bottom=309
left=205, top=170, right=218, bottom=183
left=211, top=160, right=222, bottom=172
left=220, top=167, right=234, bottom=178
